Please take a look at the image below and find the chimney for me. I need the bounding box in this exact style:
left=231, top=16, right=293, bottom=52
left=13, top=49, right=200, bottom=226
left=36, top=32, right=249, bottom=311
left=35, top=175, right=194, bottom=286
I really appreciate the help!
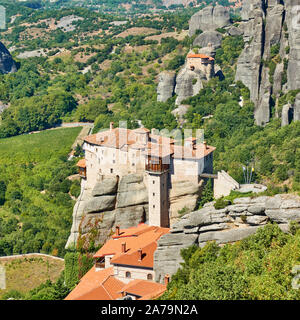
left=115, top=225, right=120, bottom=236
left=138, top=248, right=142, bottom=261
left=121, top=242, right=126, bottom=253
left=110, top=122, right=114, bottom=131
left=164, top=274, right=170, bottom=286
left=203, top=141, right=208, bottom=150
left=151, top=128, right=156, bottom=135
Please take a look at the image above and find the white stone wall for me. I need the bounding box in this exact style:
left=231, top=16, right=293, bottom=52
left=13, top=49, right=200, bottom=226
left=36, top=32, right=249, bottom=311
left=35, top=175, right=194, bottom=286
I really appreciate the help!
left=113, top=265, right=155, bottom=284
left=148, top=172, right=169, bottom=227
left=214, top=170, right=240, bottom=199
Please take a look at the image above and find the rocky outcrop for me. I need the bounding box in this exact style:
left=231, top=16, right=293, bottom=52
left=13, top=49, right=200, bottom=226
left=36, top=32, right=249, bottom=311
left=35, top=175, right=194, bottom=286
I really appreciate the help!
left=154, top=194, right=300, bottom=283
left=189, top=5, right=231, bottom=36
left=286, top=1, right=300, bottom=91
left=193, top=31, right=223, bottom=49
left=157, top=71, right=176, bottom=102
left=66, top=174, right=148, bottom=248
left=235, top=0, right=300, bottom=126
left=281, top=103, right=293, bottom=127
left=294, top=93, right=300, bottom=122
left=174, top=68, right=205, bottom=105
left=66, top=173, right=204, bottom=248
left=0, top=42, right=17, bottom=74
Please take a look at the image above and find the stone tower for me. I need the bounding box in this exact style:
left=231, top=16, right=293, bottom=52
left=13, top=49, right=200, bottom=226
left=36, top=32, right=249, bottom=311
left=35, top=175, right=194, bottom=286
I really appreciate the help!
left=146, top=154, right=170, bottom=228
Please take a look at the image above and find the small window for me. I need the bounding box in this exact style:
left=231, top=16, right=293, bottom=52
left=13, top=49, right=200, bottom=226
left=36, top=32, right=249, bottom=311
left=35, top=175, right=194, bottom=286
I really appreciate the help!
left=153, top=193, right=155, bottom=197
left=113, top=160, right=115, bottom=164
left=110, top=168, right=113, bottom=174
left=126, top=272, right=131, bottom=279
left=147, top=274, right=153, bottom=281
left=153, top=180, right=155, bottom=184
left=153, top=205, right=155, bottom=209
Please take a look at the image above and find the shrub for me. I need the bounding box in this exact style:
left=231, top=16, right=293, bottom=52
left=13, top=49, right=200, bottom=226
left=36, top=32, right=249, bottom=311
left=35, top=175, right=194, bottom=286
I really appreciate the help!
left=214, top=198, right=231, bottom=210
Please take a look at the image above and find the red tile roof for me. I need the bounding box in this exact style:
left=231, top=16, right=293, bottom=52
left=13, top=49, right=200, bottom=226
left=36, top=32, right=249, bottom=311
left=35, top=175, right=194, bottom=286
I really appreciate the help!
left=93, top=224, right=169, bottom=270
left=65, top=267, right=118, bottom=300
left=84, top=127, right=215, bottom=160
left=111, top=241, right=157, bottom=269
left=187, top=53, right=215, bottom=61
left=66, top=224, right=170, bottom=301
left=119, top=279, right=166, bottom=300
left=75, top=276, right=125, bottom=300
left=77, top=159, right=86, bottom=168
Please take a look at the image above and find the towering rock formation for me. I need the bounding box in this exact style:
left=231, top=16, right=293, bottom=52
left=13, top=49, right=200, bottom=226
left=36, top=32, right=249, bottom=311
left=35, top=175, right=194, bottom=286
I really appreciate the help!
left=189, top=5, right=231, bottom=36
left=0, top=42, right=17, bottom=74
left=235, top=0, right=300, bottom=126
left=157, top=71, right=176, bottom=102
left=66, top=174, right=204, bottom=248
left=175, top=48, right=216, bottom=105
left=189, top=5, right=231, bottom=49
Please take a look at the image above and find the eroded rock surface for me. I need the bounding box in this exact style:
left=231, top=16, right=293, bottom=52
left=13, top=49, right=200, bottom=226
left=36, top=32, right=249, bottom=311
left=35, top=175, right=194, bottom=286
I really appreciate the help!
left=0, top=42, right=17, bottom=74
left=154, top=194, right=300, bottom=283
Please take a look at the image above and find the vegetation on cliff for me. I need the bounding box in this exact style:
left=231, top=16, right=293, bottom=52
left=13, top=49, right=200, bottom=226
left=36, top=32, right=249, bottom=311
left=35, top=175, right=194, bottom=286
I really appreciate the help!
left=161, top=223, right=300, bottom=300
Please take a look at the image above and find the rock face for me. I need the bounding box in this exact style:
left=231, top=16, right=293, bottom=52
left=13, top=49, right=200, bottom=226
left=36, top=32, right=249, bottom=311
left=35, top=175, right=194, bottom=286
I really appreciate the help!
left=294, top=93, right=300, bottom=122
left=66, top=173, right=204, bottom=248
left=235, top=0, right=300, bottom=126
left=174, top=67, right=205, bottom=105
left=0, top=42, right=17, bottom=74
left=189, top=5, right=231, bottom=36
left=193, top=31, right=223, bottom=49
left=157, top=71, right=176, bottom=102
left=66, top=174, right=148, bottom=248
left=281, top=103, right=293, bottom=127
left=154, top=193, right=300, bottom=283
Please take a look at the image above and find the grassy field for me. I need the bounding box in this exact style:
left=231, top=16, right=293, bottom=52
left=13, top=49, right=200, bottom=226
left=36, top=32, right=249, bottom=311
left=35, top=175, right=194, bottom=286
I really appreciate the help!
left=0, top=255, right=64, bottom=298
left=0, top=127, right=82, bottom=165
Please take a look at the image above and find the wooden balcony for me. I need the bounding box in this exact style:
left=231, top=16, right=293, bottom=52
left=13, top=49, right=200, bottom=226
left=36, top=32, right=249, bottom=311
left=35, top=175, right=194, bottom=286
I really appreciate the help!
left=145, top=162, right=169, bottom=173
left=95, top=258, right=105, bottom=269
left=78, top=167, right=86, bottom=179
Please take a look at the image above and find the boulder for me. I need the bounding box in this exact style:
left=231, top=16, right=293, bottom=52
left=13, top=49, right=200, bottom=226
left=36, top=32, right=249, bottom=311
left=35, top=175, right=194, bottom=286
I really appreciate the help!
left=84, top=195, right=116, bottom=213
left=198, top=226, right=260, bottom=244
left=246, top=215, right=269, bottom=225
left=189, top=5, right=230, bottom=36
left=92, top=177, right=118, bottom=196
left=228, top=26, right=243, bottom=36
left=193, top=31, right=223, bottom=49
left=265, top=209, right=300, bottom=223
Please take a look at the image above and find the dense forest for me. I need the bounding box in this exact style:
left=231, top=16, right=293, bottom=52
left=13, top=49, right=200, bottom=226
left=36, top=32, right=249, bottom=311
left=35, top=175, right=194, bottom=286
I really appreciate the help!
left=0, top=128, right=81, bottom=257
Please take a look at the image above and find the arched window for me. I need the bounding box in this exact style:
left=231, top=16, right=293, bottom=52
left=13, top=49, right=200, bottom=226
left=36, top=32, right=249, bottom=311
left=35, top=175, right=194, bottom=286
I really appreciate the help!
left=147, top=274, right=153, bottom=281
left=126, top=272, right=131, bottom=279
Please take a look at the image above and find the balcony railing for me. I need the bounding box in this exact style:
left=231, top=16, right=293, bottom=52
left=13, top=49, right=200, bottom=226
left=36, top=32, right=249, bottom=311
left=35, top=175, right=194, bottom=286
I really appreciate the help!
left=95, top=261, right=105, bottom=269
left=145, top=163, right=169, bottom=173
